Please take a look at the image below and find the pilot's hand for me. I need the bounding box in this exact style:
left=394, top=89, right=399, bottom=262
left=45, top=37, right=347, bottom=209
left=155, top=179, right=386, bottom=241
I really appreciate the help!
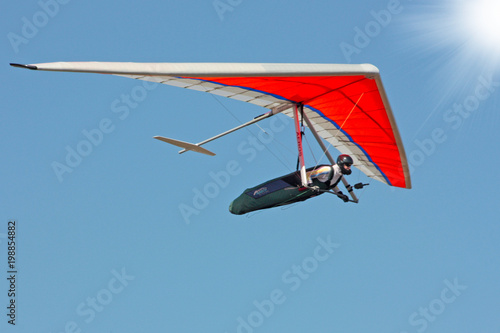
left=337, top=191, right=349, bottom=202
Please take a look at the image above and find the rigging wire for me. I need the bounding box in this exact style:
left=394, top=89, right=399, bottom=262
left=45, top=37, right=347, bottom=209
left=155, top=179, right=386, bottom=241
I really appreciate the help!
left=331, top=93, right=373, bottom=193
left=314, top=93, right=365, bottom=167
left=202, top=85, right=291, bottom=170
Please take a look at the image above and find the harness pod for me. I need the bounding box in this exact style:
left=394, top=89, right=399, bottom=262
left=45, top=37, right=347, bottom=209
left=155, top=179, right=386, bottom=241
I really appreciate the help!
left=229, top=165, right=333, bottom=215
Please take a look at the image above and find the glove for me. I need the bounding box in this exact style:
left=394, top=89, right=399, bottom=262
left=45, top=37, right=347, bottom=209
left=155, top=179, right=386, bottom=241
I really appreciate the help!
left=337, top=191, right=349, bottom=202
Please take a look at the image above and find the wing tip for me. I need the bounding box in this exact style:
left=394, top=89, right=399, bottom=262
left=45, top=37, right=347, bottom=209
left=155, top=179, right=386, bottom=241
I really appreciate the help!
left=10, top=63, right=38, bottom=70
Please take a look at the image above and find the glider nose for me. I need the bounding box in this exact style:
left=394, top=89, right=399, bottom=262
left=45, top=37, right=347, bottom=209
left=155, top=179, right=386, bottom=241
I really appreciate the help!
left=229, top=199, right=245, bottom=215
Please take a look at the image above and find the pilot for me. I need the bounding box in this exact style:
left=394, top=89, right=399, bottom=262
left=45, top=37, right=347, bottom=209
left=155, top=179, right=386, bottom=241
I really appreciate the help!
left=308, top=154, right=353, bottom=202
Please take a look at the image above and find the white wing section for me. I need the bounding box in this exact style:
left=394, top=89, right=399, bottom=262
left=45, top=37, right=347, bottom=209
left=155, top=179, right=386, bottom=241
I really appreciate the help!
left=117, top=74, right=289, bottom=110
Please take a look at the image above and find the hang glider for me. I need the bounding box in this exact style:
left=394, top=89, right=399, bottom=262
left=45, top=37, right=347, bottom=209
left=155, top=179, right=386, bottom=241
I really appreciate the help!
left=10, top=62, right=412, bottom=191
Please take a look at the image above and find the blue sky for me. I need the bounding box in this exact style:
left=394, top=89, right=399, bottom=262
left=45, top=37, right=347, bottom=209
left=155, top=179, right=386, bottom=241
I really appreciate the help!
left=2, top=0, right=500, bottom=332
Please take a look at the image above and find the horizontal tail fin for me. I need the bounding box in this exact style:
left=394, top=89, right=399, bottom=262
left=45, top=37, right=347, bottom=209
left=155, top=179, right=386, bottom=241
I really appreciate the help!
left=153, top=136, right=215, bottom=156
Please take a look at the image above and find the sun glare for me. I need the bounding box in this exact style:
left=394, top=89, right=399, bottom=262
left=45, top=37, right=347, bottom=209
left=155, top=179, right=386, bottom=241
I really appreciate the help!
left=463, top=0, right=500, bottom=49
left=400, top=1, right=500, bottom=126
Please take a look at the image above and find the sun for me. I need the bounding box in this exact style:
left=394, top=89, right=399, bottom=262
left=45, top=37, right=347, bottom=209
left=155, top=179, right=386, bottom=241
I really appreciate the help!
left=462, top=0, right=500, bottom=50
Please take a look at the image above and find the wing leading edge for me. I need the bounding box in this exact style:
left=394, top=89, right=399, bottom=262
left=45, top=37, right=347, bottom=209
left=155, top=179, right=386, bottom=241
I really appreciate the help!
left=10, top=62, right=411, bottom=189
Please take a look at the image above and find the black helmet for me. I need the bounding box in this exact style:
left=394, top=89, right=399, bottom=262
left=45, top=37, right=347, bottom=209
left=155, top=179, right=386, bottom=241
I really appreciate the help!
left=337, top=154, right=353, bottom=175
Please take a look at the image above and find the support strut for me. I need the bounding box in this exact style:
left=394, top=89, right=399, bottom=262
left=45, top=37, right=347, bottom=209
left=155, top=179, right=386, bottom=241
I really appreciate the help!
left=301, top=110, right=359, bottom=203
left=293, top=103, right=308, bottom=187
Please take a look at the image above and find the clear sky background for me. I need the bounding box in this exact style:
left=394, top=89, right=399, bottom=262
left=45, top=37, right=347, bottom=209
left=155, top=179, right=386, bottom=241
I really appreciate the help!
left=2, top=0, right=500, bottom=332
